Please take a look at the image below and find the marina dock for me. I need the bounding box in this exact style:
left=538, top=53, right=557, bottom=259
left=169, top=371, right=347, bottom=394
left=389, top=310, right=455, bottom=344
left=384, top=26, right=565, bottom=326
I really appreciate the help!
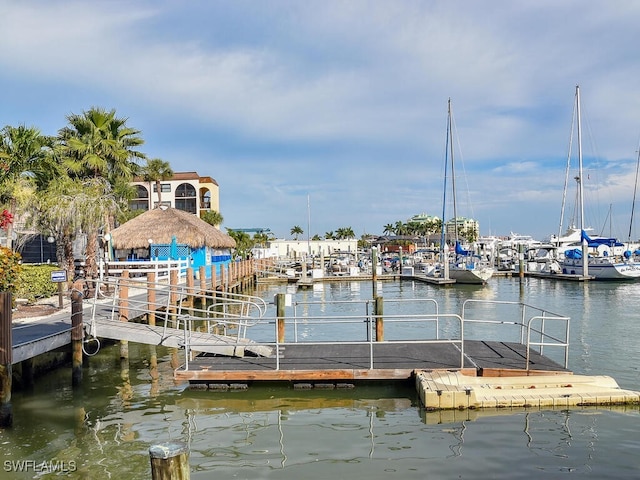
left=6, top=269, right=640, bottom=414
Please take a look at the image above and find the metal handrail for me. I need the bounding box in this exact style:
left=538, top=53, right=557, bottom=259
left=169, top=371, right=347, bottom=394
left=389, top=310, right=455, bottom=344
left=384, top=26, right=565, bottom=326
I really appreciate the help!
left=461, top=298, right=570, bottom=370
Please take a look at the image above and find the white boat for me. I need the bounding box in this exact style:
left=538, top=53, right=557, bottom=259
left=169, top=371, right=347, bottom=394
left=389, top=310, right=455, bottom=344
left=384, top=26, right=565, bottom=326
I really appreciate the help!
left=435, top=99, right=494, bottom=285
left=557, top=86, right=640, bottom=280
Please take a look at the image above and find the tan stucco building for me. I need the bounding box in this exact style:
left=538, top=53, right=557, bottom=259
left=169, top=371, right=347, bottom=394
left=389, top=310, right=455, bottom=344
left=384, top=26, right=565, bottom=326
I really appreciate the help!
left=129, top=171, right=220, bottom=218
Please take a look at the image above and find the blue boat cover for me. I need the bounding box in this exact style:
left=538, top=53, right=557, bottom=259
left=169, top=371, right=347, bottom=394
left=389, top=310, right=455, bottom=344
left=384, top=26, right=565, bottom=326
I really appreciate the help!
left=565, top=248, right=582, bottom=259
left=455, top=241, right=470, bottom=256
left=581, top=230, right=623, bottom=247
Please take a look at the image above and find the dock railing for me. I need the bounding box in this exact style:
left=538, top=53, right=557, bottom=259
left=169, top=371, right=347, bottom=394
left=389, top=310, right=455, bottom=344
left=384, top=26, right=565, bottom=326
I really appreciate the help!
left=460, top=299, right=570, bottom=370
left=83, top=278, right=570, bottom=373
left=84, top=275, right=268, bottom=366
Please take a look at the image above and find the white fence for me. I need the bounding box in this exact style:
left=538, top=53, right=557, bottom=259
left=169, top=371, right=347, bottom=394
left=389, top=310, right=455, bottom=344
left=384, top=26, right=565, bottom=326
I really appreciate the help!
left=97, top=258, right=191, bottom=280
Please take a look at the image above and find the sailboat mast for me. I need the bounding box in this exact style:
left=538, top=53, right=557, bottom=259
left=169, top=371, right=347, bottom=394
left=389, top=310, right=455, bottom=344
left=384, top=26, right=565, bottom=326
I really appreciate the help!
left=440, top=99, right=451, bottom=260
left=450, top=100, right=459, bottom=245
left=628, top=145, right=640, bottom=243
left=576, top=84, right=589, bottom=277
left=576, top=86, right=585, bottom=236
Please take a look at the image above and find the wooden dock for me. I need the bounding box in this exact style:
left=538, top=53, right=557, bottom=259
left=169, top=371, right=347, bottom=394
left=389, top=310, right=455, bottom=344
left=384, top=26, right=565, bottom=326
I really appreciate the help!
left=175, top=340, right=569, bottom=384
left=8, top=272, right=640, bottom=415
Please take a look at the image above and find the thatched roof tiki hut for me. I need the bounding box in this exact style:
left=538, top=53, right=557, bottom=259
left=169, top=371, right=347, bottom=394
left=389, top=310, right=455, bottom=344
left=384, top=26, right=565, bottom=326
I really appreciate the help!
left=109, top=208, right=236, bottom=274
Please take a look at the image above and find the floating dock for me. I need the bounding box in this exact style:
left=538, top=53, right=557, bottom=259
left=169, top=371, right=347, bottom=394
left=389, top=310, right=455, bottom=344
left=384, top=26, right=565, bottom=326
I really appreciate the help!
left=416, top=370, right=640, bottom=409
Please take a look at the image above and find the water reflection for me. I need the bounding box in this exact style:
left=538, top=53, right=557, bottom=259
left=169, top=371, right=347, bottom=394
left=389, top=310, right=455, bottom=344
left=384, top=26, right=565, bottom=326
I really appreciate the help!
left=2, top=279, right=640, bottom=479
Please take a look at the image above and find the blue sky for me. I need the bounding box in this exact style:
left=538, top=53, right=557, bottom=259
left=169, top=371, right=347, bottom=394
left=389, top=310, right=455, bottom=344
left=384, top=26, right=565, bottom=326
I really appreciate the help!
left=3, top=1, right=640, bottom=241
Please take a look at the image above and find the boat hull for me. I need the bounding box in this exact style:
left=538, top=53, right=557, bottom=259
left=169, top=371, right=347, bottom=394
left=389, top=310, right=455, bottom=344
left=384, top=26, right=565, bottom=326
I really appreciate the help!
left=562, top=258, right=640, bottom=280
left=449, top=266, right=494, bottom=284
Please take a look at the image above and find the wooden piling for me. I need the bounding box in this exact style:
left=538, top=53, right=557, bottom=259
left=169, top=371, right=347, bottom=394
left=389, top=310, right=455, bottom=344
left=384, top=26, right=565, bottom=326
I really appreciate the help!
left=276, top=293, right=286, bottom=343
left=375, top=296, right=384, bottom=342
left=199, top=266, right=206, bottom=293
left=371, top=247, right=378, bottom=297
left=185, top=268, right=194, bottom=310
left=119, top=270, right=130, bottom=360
left=220, top=265, right=227, bottom=292
left=210, top=264, right=217, bottom=291
left=147, top=272, right=156, bottom=326
left=149, top=441, right=190, bottom=480
left=71, top=286, right=84, bottom=386
left=0, top=291, right=13, bottom=427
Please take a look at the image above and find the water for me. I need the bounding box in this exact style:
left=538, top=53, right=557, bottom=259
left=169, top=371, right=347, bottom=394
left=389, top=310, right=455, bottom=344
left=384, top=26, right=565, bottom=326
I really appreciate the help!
left=2, top=277, right=640, bottom=479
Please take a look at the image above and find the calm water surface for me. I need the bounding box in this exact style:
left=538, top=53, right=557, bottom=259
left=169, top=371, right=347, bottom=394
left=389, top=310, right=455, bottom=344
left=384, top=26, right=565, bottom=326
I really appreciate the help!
left=1, top=277, right=639, bottom=479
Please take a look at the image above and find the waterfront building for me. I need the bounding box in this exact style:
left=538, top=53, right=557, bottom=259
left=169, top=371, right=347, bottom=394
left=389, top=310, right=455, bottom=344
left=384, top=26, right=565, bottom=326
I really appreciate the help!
left=129, top=171, right=220, bottom=220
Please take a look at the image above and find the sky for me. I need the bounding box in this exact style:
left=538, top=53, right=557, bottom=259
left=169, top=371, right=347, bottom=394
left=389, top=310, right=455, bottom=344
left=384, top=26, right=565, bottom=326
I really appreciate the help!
left=3, top=1, right=640, bottom=241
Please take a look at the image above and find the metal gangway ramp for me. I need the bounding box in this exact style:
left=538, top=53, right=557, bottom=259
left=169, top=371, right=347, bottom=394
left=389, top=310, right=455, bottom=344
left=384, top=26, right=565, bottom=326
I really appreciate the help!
left=83, top=277, right=271, bottom=357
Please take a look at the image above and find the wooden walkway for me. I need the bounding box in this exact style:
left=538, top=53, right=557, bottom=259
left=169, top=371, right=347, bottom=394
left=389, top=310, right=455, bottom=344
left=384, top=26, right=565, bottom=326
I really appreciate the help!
left=175, top=340, right=568, bottom=383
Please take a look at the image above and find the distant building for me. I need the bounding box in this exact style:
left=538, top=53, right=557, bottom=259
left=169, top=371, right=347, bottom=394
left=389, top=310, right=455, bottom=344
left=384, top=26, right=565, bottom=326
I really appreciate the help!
left=129, top=171, right=220, bottom=218
left=445, top=216, right=479, bottom=240
left=252, top=239, right=358, bottom=259
left=408, top=213, right=441, bottom=224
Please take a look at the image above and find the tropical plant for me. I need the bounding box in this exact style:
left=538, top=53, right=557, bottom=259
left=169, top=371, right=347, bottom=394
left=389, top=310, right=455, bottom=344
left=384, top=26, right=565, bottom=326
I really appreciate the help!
left=227, top=229, right=253, bottom=259
left=0, top=245, right=21, bottom=293
left=290, top=225, right=303, bottom=240
left=335, top=227, right=355, bottom=239
left=201, top=210, right=224, bottom=228
left=28, top=176, right=119, bottom=279
left=142, top=157, right=173, bottom=206
left=0, top=125, right=55, bottom=248
left=57, top=107, right=145, bottom=276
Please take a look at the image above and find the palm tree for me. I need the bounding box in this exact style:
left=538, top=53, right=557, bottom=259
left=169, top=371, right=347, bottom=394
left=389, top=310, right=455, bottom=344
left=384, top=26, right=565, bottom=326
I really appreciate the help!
left=227, top=229, right=252, bottom=259
left=383, top=223, right=394, bottom=236
left=201, top=210, right=224, bottom=228
left=0, top=125, right=55, bottom=248
left=59, top=107, right=145, bottom=184
left=28, top=176, right=118, bottom=278
left=335, top=227, right=355, bottom=239
left=290, top=225, right=303, bottom=240
left=142, top=158, right=173, bottom=207
left=58, top=107, right=145, bottom=277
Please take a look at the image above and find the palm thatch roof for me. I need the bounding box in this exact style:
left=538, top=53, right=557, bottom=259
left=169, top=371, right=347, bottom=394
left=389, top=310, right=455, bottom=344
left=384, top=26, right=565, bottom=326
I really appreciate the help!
left=110, top=207, right=236, bottom=250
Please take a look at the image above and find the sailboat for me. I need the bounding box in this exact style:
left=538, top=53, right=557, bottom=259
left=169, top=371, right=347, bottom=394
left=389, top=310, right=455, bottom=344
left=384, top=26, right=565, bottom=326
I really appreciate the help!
left=559, top=85, right=640, bottom=280
left=436, top=98, right=494, bottom=285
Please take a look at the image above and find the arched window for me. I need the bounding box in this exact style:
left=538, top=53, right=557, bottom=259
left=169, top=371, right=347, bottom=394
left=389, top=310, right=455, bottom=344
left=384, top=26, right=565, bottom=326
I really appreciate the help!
left=175, top=183, right=197, bottom=213
left=129, top=185, right=150, bottom=211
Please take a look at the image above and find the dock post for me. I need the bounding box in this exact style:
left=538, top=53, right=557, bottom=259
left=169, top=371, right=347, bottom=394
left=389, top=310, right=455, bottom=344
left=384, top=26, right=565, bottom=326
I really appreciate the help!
left=371, top=247, right=378, bottom=297
left=375, top=296, right=384, bottom=342
left=0, top=291, right=13, bottom=427
left=220, top=265, right=227, bottom=292
left=518, top=243, right=525, bottom=279
left=210, top=264, right=217, bottom=291
left=119, top=270, right=130, bottom=360
left=71, top=285, right=84, bottom=386
left=185, top=268, right=194, bottom=310
left=199, top=266, right=206, bottom=294
left=276, top=293, right=286, bottom=343
left=148, top=272, right=157, bottom=326
left=149, top=441, right=190, bottom=480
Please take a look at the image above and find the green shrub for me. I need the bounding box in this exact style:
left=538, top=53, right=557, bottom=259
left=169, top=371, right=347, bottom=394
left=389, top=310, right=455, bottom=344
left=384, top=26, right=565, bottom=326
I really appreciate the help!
left=15, top=264, right=62, bottom=303
left=0, top=246, right=22, bottom=293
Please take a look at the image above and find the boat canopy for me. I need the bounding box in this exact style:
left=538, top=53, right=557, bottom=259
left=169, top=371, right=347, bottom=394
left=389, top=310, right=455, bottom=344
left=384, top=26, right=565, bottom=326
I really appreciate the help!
left=581, top=230, right=623, bottom=247
left=455, top=241, right=470, bottom=256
